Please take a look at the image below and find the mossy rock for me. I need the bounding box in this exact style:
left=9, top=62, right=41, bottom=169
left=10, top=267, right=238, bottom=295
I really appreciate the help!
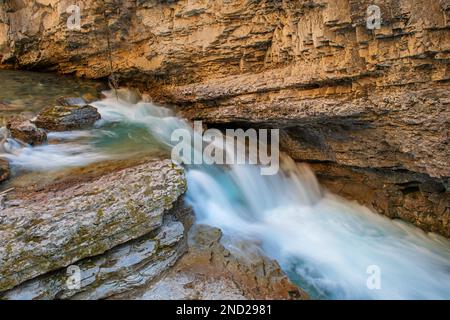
left=0, top=160, right=187, bottom=292
left=8, top=117, right=47, bottom=145
left=35, top=104, right=101, bottom=131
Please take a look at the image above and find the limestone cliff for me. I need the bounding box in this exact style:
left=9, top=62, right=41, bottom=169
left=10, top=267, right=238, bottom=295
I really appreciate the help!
left=0, top=0, right=448, bottom=235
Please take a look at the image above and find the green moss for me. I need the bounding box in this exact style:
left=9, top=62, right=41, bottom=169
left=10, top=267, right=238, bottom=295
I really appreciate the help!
left=96, top=208, right=105, bottom=221
left=126, top=200, right=147, bottom=224
left=144, top=187, right=153, bottom=196
left=5, top=243, right=12, bottom=256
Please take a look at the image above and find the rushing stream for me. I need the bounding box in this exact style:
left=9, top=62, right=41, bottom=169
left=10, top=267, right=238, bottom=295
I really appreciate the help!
left=1, top=72, right=450, bottom=299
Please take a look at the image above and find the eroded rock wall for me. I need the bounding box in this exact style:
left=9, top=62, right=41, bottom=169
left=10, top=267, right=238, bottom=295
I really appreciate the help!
left=0, top=0, right=449, bottom=235
left=0, top=1, right=448, bottom=83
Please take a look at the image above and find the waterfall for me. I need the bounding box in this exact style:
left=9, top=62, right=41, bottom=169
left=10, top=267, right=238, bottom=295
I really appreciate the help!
left=2, top=91, right=450, bottom=299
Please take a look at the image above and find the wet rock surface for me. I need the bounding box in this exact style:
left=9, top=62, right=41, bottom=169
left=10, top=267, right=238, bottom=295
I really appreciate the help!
left=0, top=218, right=188, bottom=300
left=0, top=159, right=187, bottom=292
left=35, top=104, right=101, bottom=131
left=55, top=97, right=90, bottom=107
left=119, top=225, right=307, bottom=300
left=8, top=117, right=47, bottom=145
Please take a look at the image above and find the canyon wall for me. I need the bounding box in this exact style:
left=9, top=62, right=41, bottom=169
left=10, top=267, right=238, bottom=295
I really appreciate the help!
left=0, top=0, right=449, bottom=236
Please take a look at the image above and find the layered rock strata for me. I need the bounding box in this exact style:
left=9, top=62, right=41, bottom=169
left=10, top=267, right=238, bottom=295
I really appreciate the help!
left=0, top=160, right=187, bottom=293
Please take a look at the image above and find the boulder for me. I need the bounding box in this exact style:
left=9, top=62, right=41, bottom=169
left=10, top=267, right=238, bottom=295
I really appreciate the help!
left=0, top=219, right=187, bottom=300
left=56, top=96, right=89, bottom=107
left=35, top=97, right=101, bottom=131
left=122, top=224, right=308, bottom=300
left=0, top=159, right=187, bottom=293
left=8, top=118, right=47, bottom=145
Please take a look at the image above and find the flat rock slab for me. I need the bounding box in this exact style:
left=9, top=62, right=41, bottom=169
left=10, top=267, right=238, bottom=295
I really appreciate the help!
left=1, top=219, right=186, bottom=300
left=0, top=159, right=186, bottom=292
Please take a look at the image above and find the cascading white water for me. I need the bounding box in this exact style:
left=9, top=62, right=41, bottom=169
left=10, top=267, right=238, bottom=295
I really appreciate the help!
left=1, top=91, right=449, bottom=299
left=0, top=127, right=108, bottom=172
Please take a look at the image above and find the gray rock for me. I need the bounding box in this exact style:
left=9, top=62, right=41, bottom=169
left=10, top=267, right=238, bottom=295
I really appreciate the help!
left=0, top=219, right=186, bottom=300
left=8, top=118, right=47, bottom=145
left=35, top=104, right=101, bottom=131
left=56, top=97, right=88, bottom=107
left=0, top=159, right=187, bottom=292
left=121, top=224, right=308, bottom=300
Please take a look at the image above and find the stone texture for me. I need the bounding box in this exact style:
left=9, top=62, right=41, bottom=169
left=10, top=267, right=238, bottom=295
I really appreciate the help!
left=0, top=218, right=188, bottom=300
left=309, top=162, right=449, bottom=237
left=0, top=159, right=187, bottom=292
left=178, top=88, right=449, bottom=178
left=8, top=117, right=47, bottom=145
left=116, top=224, right=308, bottom=300
left=0, top=0, right=447, bottom=88
left=35, top=104, right=101, bottom=131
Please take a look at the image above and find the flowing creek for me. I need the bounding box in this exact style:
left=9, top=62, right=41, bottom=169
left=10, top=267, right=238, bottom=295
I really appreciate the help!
left=1, top=71, right=450, bottom=299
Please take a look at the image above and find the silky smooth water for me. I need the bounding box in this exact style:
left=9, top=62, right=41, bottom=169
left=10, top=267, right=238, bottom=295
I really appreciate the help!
left=1, top=88, right=449, bottom=299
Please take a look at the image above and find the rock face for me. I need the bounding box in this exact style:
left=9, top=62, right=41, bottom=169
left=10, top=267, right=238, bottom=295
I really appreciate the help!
left=0, top=159, right=187, bottom=293
left=0, top=1, right=448, bottom=235
left=0, top=218, right=188, bottom=300
left=35, top=104, right=101, bottom=131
